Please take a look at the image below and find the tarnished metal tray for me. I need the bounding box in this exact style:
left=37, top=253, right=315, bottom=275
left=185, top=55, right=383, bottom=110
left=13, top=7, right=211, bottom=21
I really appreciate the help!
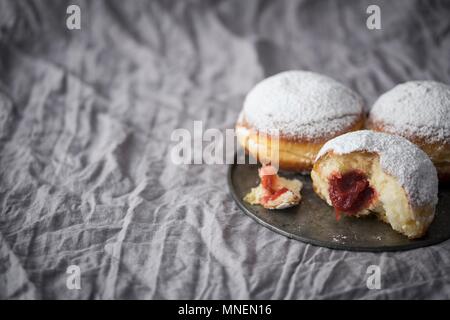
left=228, top=162, right=450, bottom=252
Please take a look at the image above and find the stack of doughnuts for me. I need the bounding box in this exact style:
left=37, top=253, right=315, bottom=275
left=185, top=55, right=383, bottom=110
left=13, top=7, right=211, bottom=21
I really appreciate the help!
left=236, top=71, right=447, bottom=238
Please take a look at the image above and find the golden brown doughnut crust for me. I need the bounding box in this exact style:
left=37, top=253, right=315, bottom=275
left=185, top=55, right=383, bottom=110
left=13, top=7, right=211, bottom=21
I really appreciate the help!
left=236, top=115, right=365, bottom=172
left=367, top=119, right=450, bottom=183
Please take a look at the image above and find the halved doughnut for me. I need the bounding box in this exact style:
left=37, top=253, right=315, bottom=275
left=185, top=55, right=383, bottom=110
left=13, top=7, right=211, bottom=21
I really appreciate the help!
left=311, top=130, right=438, bottom=239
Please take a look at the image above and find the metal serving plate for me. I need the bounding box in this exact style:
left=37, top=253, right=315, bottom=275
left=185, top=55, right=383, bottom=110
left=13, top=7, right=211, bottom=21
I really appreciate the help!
left=228, top=162, right=450, bottom=252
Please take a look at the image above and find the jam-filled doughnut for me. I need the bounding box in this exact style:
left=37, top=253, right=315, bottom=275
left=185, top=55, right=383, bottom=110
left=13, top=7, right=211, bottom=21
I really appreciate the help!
left=311, top=130, right=438, bottom=239
left=236, top=71, right=365, bottom=172
left=367, top=81, right=450, bottom=182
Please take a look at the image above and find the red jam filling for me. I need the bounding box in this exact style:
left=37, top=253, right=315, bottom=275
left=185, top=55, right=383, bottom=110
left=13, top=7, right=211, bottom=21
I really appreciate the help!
left=261, top=174, right=277, bottom=194
left=262, top=187, right=289, bottom=204
left=328, top=170, right=376, bottom=220
left=260, top=170, right=290, bottom=205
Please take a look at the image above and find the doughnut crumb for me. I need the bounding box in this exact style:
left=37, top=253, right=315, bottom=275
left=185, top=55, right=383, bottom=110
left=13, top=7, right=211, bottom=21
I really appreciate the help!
left=244, top=165, right=303, bottom=209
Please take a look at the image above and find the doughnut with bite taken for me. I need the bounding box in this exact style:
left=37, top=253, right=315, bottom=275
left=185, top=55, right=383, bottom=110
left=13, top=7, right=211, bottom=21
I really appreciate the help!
left=311, top=130, right=438, bottom=239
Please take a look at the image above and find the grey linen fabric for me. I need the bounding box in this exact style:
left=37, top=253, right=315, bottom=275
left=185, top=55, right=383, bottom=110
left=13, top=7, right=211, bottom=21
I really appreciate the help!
left=0, top=0, right=449, bottom=299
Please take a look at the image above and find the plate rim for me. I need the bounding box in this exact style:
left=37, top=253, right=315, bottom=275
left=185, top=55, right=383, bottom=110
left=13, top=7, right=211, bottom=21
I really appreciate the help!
left=228, top=161, right=450, bottom=252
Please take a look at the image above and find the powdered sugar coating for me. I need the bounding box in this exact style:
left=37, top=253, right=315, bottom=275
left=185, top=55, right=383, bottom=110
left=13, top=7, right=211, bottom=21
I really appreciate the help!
left=316, top=130, right=438, bottom=208
left=243, top=71, right=363, bottom=139
left=369, top=81, right=450, bottom=143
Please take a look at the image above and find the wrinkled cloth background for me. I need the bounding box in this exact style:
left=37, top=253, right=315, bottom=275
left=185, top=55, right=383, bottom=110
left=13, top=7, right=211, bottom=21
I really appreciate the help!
left=0, top=0, right=450, bottom=299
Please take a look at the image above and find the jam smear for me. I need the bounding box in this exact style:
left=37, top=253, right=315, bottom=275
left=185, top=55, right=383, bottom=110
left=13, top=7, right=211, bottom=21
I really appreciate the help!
left=262, top=187, right=289, bottom=204
left=261, top=172, right=277, bottom=194
left=261, top=175, right=277, bottom=193
left=328, top=170, right=376, bottom=220
left=259, top=165, right=291, bottom=205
